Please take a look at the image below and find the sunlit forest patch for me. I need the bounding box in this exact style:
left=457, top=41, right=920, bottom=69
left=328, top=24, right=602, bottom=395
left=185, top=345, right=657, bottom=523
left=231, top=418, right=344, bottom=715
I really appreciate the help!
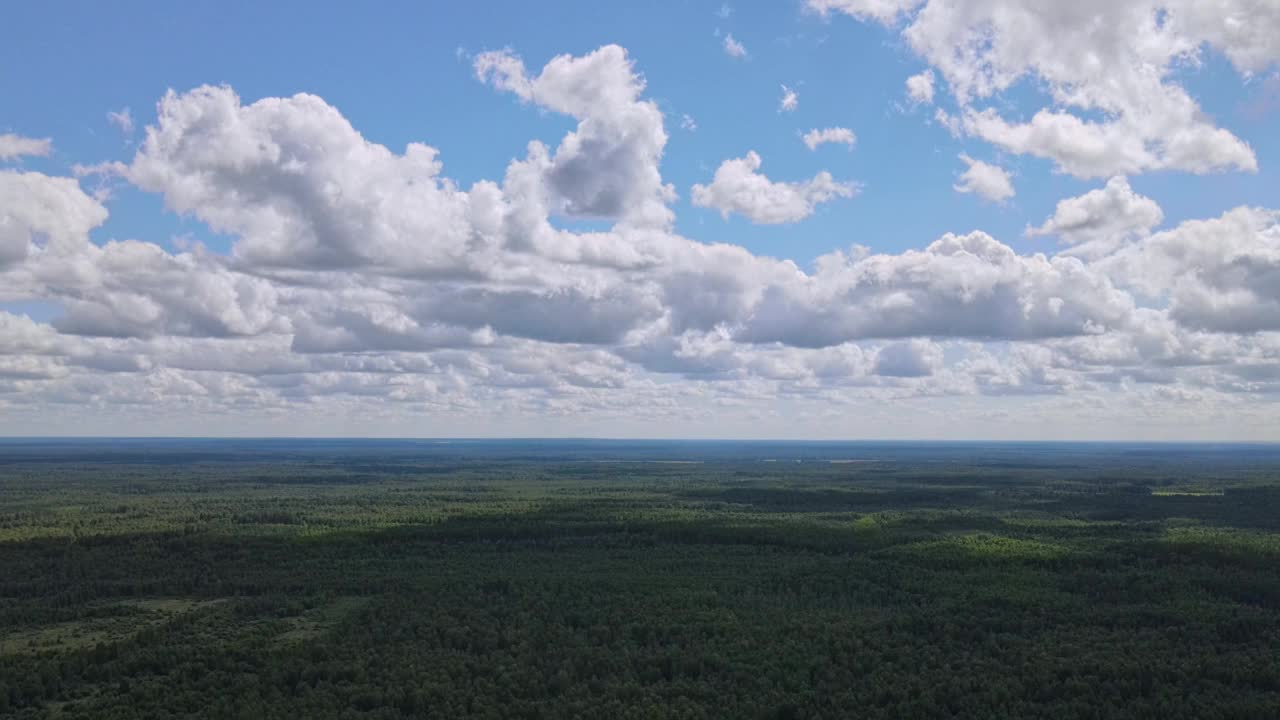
left=882, top=533, right=1075, bottom=566
left=1160, top=525, right=1280, bottom=559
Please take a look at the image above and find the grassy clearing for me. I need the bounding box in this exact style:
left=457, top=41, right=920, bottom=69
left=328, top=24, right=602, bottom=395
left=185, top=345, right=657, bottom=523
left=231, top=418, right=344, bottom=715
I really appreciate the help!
left=0, top=599, right=223, bottom=657
left=273, top=597, right=371, bottom=646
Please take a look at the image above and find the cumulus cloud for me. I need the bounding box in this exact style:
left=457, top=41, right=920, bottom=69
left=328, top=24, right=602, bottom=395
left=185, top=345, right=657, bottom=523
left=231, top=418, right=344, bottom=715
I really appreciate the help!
left=874, top=340, right=943, bottom=377
left=905, top=70, right=934, bottom=104
left=1027, top=176, right=1163, bottom=255
left=1167, top=1, right=1280, bottom=75
left=0, top=134, right=52, bottom=161
left=802, top=127, right=856, bottom=150
left=953, top=154, right=1014, bottom=203
left=723, top=33, right=747, bottom=58
left=1100, top=207, right=1280, bottom=333
left=123, top=85, right=476, bottom=272
left=813, top=0, right=1271, bottom=178
left=738, top=232, right=1133, bottom=346
left=475, top=45, right=676, bottom=229
left=0, top=170, right=107, bottom=269
left=0, top=311, right=66, bottom=356
left=962, top=106, right=1255, bottom=179
left=691, top=151, right=857, bottom=224
left=50, top=240, right=287, bottom=340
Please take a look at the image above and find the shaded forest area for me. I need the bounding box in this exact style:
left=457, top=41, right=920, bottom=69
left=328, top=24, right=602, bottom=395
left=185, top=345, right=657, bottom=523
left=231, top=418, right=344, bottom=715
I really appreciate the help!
left=2, top=440, right=1279, bottom=718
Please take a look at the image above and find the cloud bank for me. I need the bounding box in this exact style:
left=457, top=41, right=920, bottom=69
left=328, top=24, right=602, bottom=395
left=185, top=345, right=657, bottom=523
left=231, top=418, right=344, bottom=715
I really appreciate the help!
left=2, top=24, right=1278, bottom=439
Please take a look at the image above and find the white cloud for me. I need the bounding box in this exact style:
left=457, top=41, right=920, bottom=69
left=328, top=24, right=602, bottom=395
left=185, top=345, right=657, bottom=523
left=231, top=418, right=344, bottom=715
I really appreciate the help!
left=475, top=45, right=676, bottom=229
left=0, top=134, right=52, bottom=160
left=905, top=70, right=934, bottom=104
left=953, top=153, right=1014, bottom=203
left=681, top=114, right=697, bottom=132
left=0, top=170, right=107, bottom=269
left=1100, top=207, right=1280, bottom=333
left=50, top=240, right=287, bottom=340
left=779, top=85, right=798, bottom=112
left=107, top=108, right=134, bottom=135
left=815, top=0, right=1271, bottom=178
left=1027, top=176, right=1163, bottom=254
left=1167, top=0, right=1280, bottom=75
left=802, top=127, right=857, bottom=150
left=874, top=340, right=943, bottom=377
left=962, top=106, right=1255, bottom=179
left=691, top=151, right=857, bottom=224
left=124, top=85, right=477, bottom=272
left=737, top=231, right=1133, bottom=346
left=723, top=33, right=747, bottom=58
left=0, top=311, right=66, bottom=355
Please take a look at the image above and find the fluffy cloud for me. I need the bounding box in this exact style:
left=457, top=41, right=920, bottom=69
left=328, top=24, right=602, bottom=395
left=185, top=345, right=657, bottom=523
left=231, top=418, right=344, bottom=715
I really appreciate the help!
left=692, top=151, right=856, bottom=224
left=0, top=170, right=107, bottom=269
left=124, top=85, right=476, bottom=272
left=0, top=134, right=52, bottom=161
left=874, top=340, right=943, bottom=377
left=1168, top=0, right=1280, bottom=74
left=813, top=0, right=1272, bottom=177
left=50, top=241, right=286, bottom=340
left=905, top=70, right=934, bottom=104
left=738, top=232, right=1133, bottom=346
left=1101, top=207, right=1280, bottom=333
left=474, top=44, right=675, bottom=229
left=962, top=106, right=1255, bottom=179
left=802, top=127, right=856, bottom=150
left=953, top=154, right=1014, bottom=203
left=1027, top=177, right=1163, bottom=255
left=0, top=311, right=65, bottom=355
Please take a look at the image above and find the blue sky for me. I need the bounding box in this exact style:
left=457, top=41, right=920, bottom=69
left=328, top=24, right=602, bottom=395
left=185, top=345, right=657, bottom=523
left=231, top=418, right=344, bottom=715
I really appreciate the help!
left=1, top=1, right=1279, bottom=438
left=7, top=1, right=1274, bottom=263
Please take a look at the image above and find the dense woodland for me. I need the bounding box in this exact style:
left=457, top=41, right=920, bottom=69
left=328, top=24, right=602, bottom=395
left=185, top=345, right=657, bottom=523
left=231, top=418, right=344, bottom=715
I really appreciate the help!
left=1, top=439, right=1279, bottom=719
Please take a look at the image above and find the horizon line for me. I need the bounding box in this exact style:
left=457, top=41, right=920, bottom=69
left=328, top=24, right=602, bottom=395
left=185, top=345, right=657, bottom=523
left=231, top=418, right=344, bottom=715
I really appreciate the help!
left=1, top=436, right=1277, bottom=446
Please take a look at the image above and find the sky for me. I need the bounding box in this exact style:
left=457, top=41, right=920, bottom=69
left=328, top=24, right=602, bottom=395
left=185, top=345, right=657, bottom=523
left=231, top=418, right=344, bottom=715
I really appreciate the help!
left=1, top=0, right=1279, bottom=440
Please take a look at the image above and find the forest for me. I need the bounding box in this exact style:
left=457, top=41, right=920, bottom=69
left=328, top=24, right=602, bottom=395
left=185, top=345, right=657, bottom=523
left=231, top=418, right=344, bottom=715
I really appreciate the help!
left=1, top=439, right=1279, bottom=719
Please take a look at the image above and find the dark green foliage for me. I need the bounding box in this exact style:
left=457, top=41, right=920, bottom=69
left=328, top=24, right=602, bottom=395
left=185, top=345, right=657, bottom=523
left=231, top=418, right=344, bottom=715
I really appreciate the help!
left=1, top=442, right=1279, bottom=718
